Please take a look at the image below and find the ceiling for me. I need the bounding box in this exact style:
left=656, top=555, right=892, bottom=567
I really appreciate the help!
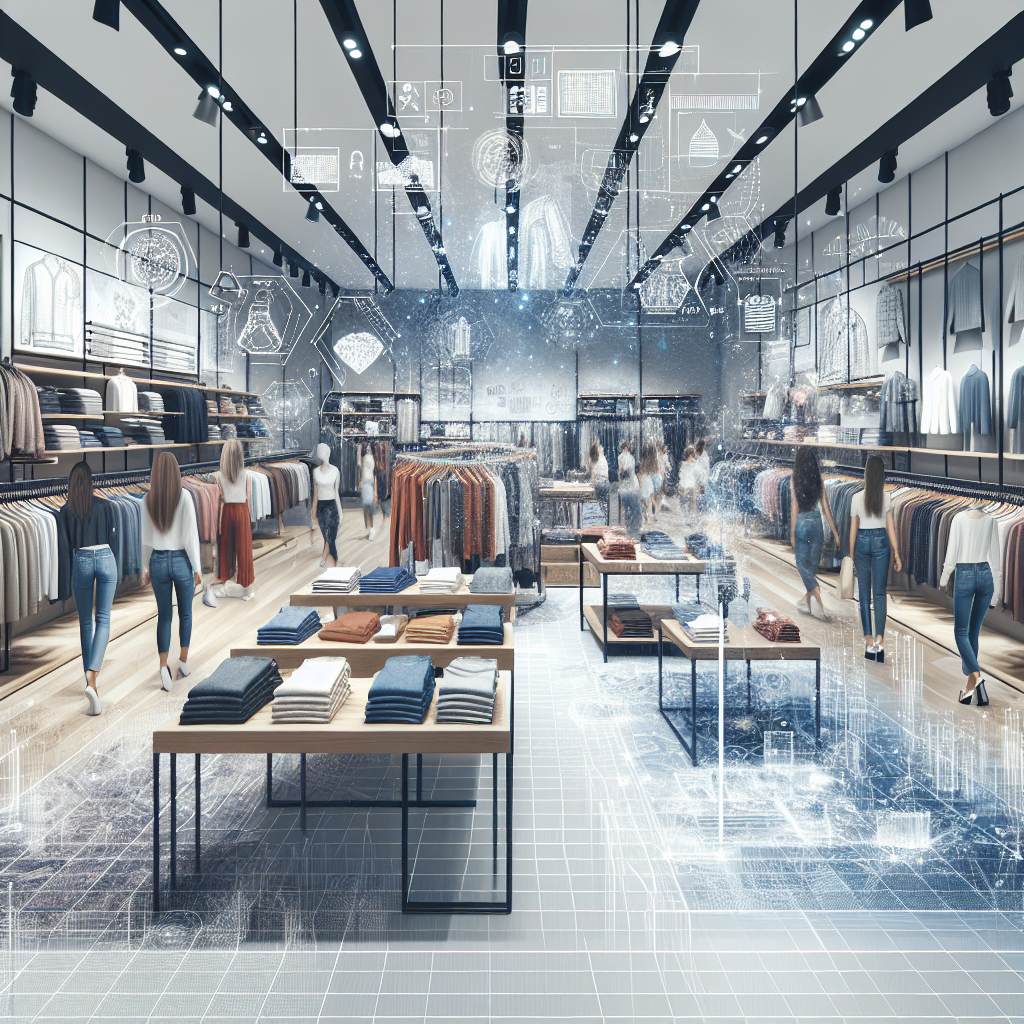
left=1, top=0, right=1020, bottom=293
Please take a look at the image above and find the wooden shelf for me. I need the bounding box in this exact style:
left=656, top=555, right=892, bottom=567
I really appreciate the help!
left=44, top=443, right=195, bottom=456
left=15, top=363, right=257, bottom=398
left=818, top=377, right=884, bottom=392
left=105, top=410, right=184, bottom=417
left=208, top=412, right=271, bottom=420
left=41, top=414, right=103, bottom=422
left=737, top=438, right=1000, bottom=458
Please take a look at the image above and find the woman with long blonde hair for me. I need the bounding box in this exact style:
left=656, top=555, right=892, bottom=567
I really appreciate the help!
left=214, top=439, right=255, bottom=598
left=141, top=452, right=202, bottom=691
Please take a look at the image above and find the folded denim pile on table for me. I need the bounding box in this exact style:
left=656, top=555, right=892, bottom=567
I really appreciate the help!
left=597, top=536, right=636, bottom=560
left=640, top=530, right=689, bottom=560
left=257, top=606, right=322, bottom=645
left=468, top=566, right=513, bottom=594
left=457, top=604, right=504, bottom=645
left=753, top=607, right=801, bottom=643
left=319, top=611, right=380, bottom=643
left=405, top=614, right=456, bottom=644
left=179, top=656, right=282, bottom=724
left=419, top=567, right=464, bottom=593
left=311, top=566, right=361, bottom=594
left=364, top=655, right=435, bottom=723
left=609, top=608, right=653, bottom=638
left=436, top=657, right=498, bottom=724
left=92, top=425, right=125, bottom=447
left=372, top=614, right=408, bottom=642
left=271, top=657, right=351, bottom=723
left=359, top=566, right=416, bottom=594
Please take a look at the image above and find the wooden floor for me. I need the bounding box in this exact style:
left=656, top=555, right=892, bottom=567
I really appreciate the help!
left=0, top=506, right=391, bottom=796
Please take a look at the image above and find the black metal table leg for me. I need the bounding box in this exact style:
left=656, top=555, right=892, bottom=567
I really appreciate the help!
left=492, top=752, right=498, bottom=873
left=152, top=752, right=160, bottom=913
left=417, top=753, right=423, bottom=803
left=579, top=543, right=584, bottom=631
left=658, top=623, right=663, bottom=691
left=747, top=661, right=752, bottom=712
left=194, top=752, right=201, bottom=874
left=602, top=572, right=608, bottom=663
left=266, top=752, right=273, bottom=805
left=815, top=659, right=821, bottom=744
left=691, top=658, right=698, bottom=766
left=675, top=575, right=679, bottom=601
left=505, top=751, right=513, bottom=911
left=300, top=753, right=307, bottom=835
left=170, top=753, right=177, bottom=890
left=696, top=575, right=700, bottom=602
left=401, top=753, right=409, bottom=910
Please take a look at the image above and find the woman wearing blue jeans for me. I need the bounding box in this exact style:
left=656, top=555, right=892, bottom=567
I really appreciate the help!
left=849, top=455, right=902, bottom=663
left=141, top=452, right=203, bottom=693
left=789, top=447, right=840, bottom=621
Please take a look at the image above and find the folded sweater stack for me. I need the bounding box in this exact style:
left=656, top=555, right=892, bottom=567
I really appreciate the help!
left=257, top=606, right=322, bottom=645
left=271, top=657, right=351, bottom=723
left=319, top=611, right=380, bottom=643
left=436, top=658, right=497, bottom=724
left=359, top=566, right=416, bottom=594
left=468, top=566, right=513, bottom=594
left=311, top=566, right=361, bottom=594
left=179, top=656, right=281, bottom=724
left=364, top=656, right=434, bottom=723
left=419, top=567, right=464, bottom=593
left=598, top=536, right=636, bottom=560
left=753, top=607, right=801, bottom=643
left=457, top=604, right=504, bottom=645
left=405, top=614, right=456, bottom=644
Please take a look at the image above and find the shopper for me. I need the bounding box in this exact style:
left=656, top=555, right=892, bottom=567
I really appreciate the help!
left=940, top=506, right=1001, bottom=706
left=58, top=461, right=119, bottom=716
left=695, top=437, right=710, bottom=500
left=678, top=445, right=698, bottom=516
left=617, top=440, right=641, bottom=538
left=141, top=452, right=202, bottom=692
left=790, top=446, right=840, bottom=620
left=360, top=442, right=379, bottom=541
left=311, top=442, right=343, bottom=567
left=639, top=443, right=660, bottom=522
left=214, top=439, right=255, bottom=599
left=849, top=455, right=902, bottom=662
left=589, top=442, right=610, bottom=521
left=659, top=444, right=673, bottom=511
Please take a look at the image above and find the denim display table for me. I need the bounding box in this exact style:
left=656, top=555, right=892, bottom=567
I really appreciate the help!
left=152, top=674, right=513, bottom=915
left=579, top=542, right=706, bottom=662
left=657, top=617, right=821, bottom=765
left=287, top=577, right=518, bottom=617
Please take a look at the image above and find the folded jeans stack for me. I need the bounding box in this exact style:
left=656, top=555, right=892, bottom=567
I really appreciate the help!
left=405, top=614, right=456, bottom=644
left=364, top=655, right=435, bottom=723
left=77, top=430, right=102, bottom=449
left=312, top=566, right=361, bottom=594
left=257, top=606, right=322, bottom=645
left=752, top=607, right=801, bottom=643
left=457, top=604, right=504, bottom=645
left=92, top=425, right=125, bottom=447
left=640, top=530, right=689, bottom=560
left=318, top=610, right=380, bottom=643
left=468, top=566, right=514, bottom=594
left=359, top=566, right=416, bottom=594
left=436, top=657, right=498, bottom=724
left=420, top=567, right=464, bottom=593
left=179, top=656, right=282, bottom=724
left=271, top=657, right=351, bottom=723
left=36, top=386, right=62, bottom=414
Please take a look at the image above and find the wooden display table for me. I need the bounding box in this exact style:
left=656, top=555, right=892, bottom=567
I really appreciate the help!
left=579, top=542, right=706, bottom=662
left=152, top=676, right=513, bottom=915
left=288, top=577, right=517, bottom=615
left=657, top=616, right=821, bottom=765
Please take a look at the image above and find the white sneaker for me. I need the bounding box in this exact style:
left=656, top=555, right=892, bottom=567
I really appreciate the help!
left=177, top=661, right=191, bottom=679
left=367, top=528, right=376, bottom=541
left=160, top=666, right=173, bottom=692
left=203, top=589, right=218, bottom=608
left=85, top=686, right=102, bottom=716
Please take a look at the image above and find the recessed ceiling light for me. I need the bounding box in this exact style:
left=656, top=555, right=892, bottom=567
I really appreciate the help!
left=343, top=38, right=357, bottom=49
left=755, top=134, right=769, bottom=145
left=349, top=49, right=362, bottom=59
left=503, top=39, right=521, bottom=54
left=842, top=40, right=855, bottom=52
left=257, top=132, right=267, bottom=144
left=852, top=28, right=865, bottom=39
left=860, top=19, right=873, bottom=29
left=173, top=46, right=186, bottom=56
left=207, top=85, right=220, bottom=98
left=732, top=164, right=742, bottom=173
left=659, top=40, right=680, bottom=57
left=701, top=203, right=710, bottom=211
left=629, top=133, right=639, bottom=142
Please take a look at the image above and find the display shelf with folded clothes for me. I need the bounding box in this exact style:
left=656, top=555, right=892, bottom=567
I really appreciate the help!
left=419, top=567, right=464, bottom=594
left=364, top=655, right=435, bottom=724
left=457, top=604, right=504, bottom=645
left=271, top=657, right=351, bottom=723
left=609, top=607, right=654, bottom=639
left=257, top=606, right=322, bottom=645
left=311, top=567, right=361, bottom=594
left=179, top=656, right=282, bottom=724
left=372, top=614, right=408, bottom=642
left=405, top=614, right=457, bottom=644
left=436, top=657, right=498, bottom=724
left=319, top=611, right=381, bottom=644
left=359, top=566, right=417, bottom=594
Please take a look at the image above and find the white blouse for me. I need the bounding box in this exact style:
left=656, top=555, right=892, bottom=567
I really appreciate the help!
left=141, top=490, right=202, bottom=576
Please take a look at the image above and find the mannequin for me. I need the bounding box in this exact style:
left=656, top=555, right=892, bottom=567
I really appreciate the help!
left=359, top=442, right=378, bottom=540
left=213, top=439, right=255, bottom=601
left=311, top=442, right=343, bottom=566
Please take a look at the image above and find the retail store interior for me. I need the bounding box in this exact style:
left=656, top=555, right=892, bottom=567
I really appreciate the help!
left=2, top=0, right=1024, bottom=1020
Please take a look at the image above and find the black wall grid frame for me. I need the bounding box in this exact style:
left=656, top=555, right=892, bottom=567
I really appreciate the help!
left=0, top=11, right=335, bottom=290
left=564, top=0, right=701, bottom=294
left=317, top=0, right=460, bottom=296
left=120, top=0, right=395, bottom=294
left=627, top=0, right=904, bottom=293
left=497, top=0, right=528, bottom=292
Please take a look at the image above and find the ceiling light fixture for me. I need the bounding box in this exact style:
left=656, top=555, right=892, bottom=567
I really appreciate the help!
left=825, top=184, right=843, bottom=216
left=987, top=68, right=1014, bottom=116
left=289, top=261, right=299, bottom=279
left=180, top=185, right=196, bottom=215
left=173, top=46, right=187, bottom=56
left=842, top=40, right=856, bottom=53
left=797, top=93, right=824, bottom=126
left=305, top=197, right=321, bottom=223
left=301, top=269, right=311, bottom=288
left=904, top=0, right=933, bottom=31
left=629, top=133, right=639, bottom=143
left=878, top=147, right=899, bottom=183
left=503, top=39, right=521, bottom=54
left=257, top=131, right=267, bottom=144
left=273, top=248, right=283, bottom=267
left=861, top=19, right=874, bottom=29
left=379, top=122, right=401, bottom=138
left=755, top=133, right=770, bottom=146
left=125, top=147, right=145, bottom=183
left=348, top=49, right=362, bottom=59
left=658, top=40, right=680, bottom=57
left=343, top=37, right=357, bottom=49
left=192, top=89, right=219, bottom=126
left=852, top=28, right=866, bottom=40
left=10, top=68, right=37, bottom=117
left=236, top=222, right=249, bottom=248
left=92, top=0, right=120, bottom=30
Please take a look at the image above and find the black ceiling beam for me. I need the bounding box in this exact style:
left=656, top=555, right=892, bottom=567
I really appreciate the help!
left=721, top=9, right=1024, bottom=265
left=0, top=11, right=337, bottom=289
left=120, top=0, right=393, bottom=293
left=627, top=0, right=903, bottom=292
left=564, top=0, right=701, bottom=294
left=498, top=0, right=528, bottom=292
left=317, top=0, right=460, bottom=296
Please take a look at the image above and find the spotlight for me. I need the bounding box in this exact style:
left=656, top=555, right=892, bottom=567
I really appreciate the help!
left=173, top=46, right=187, bottom=56
left=774, top=218, right=789, bottom=248
left=904, top=0, right=933, bottom=31
left=289, top=261, right=299, bottom=278
left=305, top=197, right=320, bottom=223
left=236, top=223, right=249, bottom=248
left=379, top=122, right=401, bottom=138
left=125, top=148, right=145, bottom=184
left=193, top=89, right=219, bottom=126
left=92, top=0, right=120, bottom=30
left=797, top=93, right=823, bottom=126
left=348, top=49, right=362, bottom=59
left=301, top=269, right=311, bottom=288
left=503, top=39, right=521, bottom=54
left=257, top=131, right=268, bottom=145
left=273, top=249, right=283, bottom=268
left=318, top=276, right=326, bottom=295
left=842, top=41, right=855, bottom=53
left=878, top=147, right=898, bottom=183
left=659, top=40, right=680, bottom=57
left=10, top=69, right=37, bottom=118
left=343, top=38, right=358, bottom=49
left=180, top=185, right=196, bottom=215
left=987, top=68, right=1013, bottom=117
left=825, top=184, right=842, bottom=216
left=707, top=199, right=721, bottom=222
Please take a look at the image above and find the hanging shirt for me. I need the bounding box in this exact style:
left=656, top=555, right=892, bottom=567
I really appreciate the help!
left=947, top=263, right=984, bottom=335
left=921, top=366, right=959, bottom=435
left=958, top=365, right=991, bottom=441
left=876, top=283, right=908, bottom=347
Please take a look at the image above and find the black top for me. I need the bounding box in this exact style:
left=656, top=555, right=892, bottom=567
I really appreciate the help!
left=56, top=499, right=118, bottom=600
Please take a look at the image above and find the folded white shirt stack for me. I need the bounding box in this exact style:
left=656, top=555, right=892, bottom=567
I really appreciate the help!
left=372, top=614, right=409, bottom=642
left=271, top=657, right=351, bottom=723
left=436, top=657, right=498, bottom=724
left=419, top=567, right=464, bottom=594
left=682, top=614, right=730, bottom=644
left=311, top=567, right=361, bottom=594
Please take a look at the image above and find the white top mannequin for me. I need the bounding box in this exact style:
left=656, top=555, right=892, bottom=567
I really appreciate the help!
left=313, top=443, right=342, bottom=511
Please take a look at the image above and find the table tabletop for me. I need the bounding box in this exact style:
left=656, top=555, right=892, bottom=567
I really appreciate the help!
left=660, top=616, right=820, bottom=661
left=289, top=578, right=517, bottom=609
left=582, top=542, right=705, bottom=575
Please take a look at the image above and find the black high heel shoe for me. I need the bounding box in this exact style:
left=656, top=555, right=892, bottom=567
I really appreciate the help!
left=864, top=647, right=877, bottom=661
left=975, top=680, right=990, bottom=706
left=875, top=647, right=885, bottom=665
left=958, top=686, right=975, bottom=705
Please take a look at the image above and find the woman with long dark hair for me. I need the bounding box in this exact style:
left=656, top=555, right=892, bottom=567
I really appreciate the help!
left=789, top=447, right=840, bottom=620
left=57, top=461, right=119, bottom=715
left=141, top=452, right=202, bottom=691
left=589, top=441, right=609, bottom=520
left=850, top=455, right=902, bottom=662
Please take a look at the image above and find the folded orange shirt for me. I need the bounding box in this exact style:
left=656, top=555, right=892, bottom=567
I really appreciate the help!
left=319, top=610, right=381, bottom=644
